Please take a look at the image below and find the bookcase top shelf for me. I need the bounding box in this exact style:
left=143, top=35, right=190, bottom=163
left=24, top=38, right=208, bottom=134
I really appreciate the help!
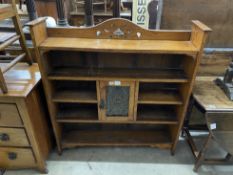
left=40, top=37, right=198, bottom=55
left=47, top=68, right=188, bottom=83
left=27, top=18, right=211, bottom=56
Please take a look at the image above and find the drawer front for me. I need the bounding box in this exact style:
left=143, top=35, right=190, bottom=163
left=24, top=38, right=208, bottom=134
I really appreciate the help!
left=0, top=104, right=22, bottom=127
left=0, top=128, right=29, bottom=147
left=0, top=148, right=36, bottom=168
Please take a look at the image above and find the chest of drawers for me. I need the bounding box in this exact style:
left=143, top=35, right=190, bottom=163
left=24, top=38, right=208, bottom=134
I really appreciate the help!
left=0, top=63, right=51, bottom=173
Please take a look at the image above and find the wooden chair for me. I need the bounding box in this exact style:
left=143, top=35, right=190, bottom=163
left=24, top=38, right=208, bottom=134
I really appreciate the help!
left=0, top=0, right=32, bottom=93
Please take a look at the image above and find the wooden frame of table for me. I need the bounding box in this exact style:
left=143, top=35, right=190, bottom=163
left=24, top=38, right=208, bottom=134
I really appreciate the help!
left=183, top=77, right=233, bottom=172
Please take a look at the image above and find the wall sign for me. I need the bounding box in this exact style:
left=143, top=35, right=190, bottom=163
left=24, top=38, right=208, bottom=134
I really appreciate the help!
left=133, top=0, right=162, bottom=29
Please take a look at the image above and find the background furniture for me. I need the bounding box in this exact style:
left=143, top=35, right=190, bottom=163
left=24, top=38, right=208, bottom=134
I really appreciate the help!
left=28, top=17, right=210, bottom=155
left=183, top=77, right=233, bottom=171
left=70, top=9, right=131, bottom=26
left=0, top=63, right=51, bottom=172
left=34, top=0, right=71, bottom=22
left=70, top=0, right=132, bottom=26
left=0, top=1, right=32, bottom=93
left=74, top=0, right=107, bottom=13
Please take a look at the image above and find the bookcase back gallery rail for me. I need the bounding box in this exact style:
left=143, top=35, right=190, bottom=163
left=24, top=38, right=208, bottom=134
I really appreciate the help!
left=46, top=18, right=192, bottom=41
left=28, top=18, right=211, bottom=155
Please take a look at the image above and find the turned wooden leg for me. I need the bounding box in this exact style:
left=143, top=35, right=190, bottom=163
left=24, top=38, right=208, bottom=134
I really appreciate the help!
left=194, top=133, right=212, bottom=172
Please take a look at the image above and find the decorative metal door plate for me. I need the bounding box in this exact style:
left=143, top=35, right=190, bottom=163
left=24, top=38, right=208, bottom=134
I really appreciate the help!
left=106, top=86, right=130, bottom=116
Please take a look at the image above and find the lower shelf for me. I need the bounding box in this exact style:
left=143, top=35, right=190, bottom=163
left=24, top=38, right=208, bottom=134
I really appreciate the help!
left=137, top=105, right=178, bottom=124
left=62, top=129, right=172, bottom=149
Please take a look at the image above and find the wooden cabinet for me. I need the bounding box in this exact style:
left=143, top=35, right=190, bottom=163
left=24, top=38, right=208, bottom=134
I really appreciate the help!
left=28, top=18, right=211, bottom=155
left=0, top=63, right=51, bottom=172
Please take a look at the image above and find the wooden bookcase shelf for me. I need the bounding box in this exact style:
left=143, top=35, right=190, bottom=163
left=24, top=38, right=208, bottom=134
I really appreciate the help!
left=137, top=105, right=178, bottom=124
left=53, top=90, right=97, bottom=103
left=52, top=80, right=97, bottom=103
left=47, top=67, right=188, bottom=83
left=62, top=130, right=172, bottom=148
left=61, top=124, right=172, bottom=149
left=28, top=18, right=211, bottom=155
left=138, top=82, right=183, bottom=105
left=57, top=104, right=98, bottom=121
left=138, top=90, right=182, bottom=105
left=62, top=130, right=171, bottom=148
left=39, top=37, right=198, bottom=55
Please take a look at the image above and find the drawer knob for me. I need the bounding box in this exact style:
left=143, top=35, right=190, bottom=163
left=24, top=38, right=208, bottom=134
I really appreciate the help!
left=0, top=133, right=9, bottom=141
left=8, top=152, right=17, bottom=160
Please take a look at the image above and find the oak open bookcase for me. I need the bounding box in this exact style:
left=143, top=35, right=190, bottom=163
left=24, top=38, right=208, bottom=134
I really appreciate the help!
left=28, top=18, right=211, bottom=154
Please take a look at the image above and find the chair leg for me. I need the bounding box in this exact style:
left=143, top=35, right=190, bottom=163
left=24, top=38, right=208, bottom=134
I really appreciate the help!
left=0, top=70, right=8, bottom=93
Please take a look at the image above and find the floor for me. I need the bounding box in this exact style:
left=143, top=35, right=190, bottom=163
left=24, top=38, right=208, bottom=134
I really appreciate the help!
left=3, top=134, right=233, bottom=175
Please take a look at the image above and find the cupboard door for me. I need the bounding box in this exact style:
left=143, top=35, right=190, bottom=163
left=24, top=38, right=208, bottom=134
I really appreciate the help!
left=99, top=80, right=135, bottom=121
